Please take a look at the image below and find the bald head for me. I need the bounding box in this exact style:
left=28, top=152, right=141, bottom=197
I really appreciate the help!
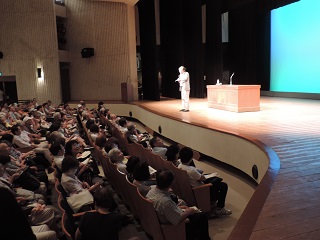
left=0, top=143, right=10, bottom=156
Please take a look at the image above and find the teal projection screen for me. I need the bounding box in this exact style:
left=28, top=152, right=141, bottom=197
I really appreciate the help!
left=271, top=0, right=320, bottom=93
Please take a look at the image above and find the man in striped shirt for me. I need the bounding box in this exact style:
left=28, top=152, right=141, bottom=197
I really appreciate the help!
left=146, top=169, right=211, bottom=240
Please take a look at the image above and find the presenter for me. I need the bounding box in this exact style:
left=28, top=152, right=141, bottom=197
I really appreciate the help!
left=175, top=66, right=190, bottom=112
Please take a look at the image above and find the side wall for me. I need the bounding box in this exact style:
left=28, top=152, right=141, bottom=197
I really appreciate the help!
left=0, top=0, right=61, bottom=104
left=66, top=0, right=138, bottom=101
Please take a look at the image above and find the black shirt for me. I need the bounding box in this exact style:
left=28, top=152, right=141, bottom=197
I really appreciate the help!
left=79, top=211, right=123, bottom=240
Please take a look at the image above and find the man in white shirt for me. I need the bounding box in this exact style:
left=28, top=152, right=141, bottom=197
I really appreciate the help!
left=178, top=147, right=232, bottom=216
left=12, top=125, right=53, bottom=166
left=175, top=66, right=190, bottom=112
left=149, top=137, right=168, bottom=159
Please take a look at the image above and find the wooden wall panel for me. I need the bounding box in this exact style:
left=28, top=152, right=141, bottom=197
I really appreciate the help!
left=66, top=0, right=137, bottom=101
left=0, top=0, right=61, bottom=104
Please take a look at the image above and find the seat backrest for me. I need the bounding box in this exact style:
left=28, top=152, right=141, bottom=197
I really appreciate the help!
left=61, top=211, right=76, bottom=240
left=125, top=175, right=139, bottom=219
left=135, top=188, right=187, bottom=240
left=113, top=168, right=131, bottom=207
left=135, top=189, right=165, bottom=240
left=106, top=159, right=121, bottom=194
left=57, top=182, right=69, bottom=201
left=149, top=152, right=166, bottom=170
left=171, top=166, right=212, bottom=212
left=139, top=146, right=155, bottom=168
left=160, top=160, right=182, bottom=197
left=95, top=149, right=110, bottom=180
left=53, top=165, right=62, bottom=182
left=170, top=167, right=197, bottom=207
left=129, top=142, right=143, bottom=159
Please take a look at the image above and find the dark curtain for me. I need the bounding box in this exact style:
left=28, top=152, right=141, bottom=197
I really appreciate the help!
left=256, top=12, right=270, bottom=91
left=160, top=0, right=204, bottom=98
left=228, top=2, right=258, bottom=85
left=205, top=0, right=223, bottom=86
left=137, top=0, right=160, bottom=100
left=228, top=1, right=273, bottom=90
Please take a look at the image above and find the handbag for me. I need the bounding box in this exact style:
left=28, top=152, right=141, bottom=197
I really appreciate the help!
left=66, top=189, right=94, bottom=213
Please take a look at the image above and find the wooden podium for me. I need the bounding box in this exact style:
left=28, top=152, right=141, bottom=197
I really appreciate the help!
left=206, top=85, right=261, bottom=112
left=121, top=82, right=133, bottom=103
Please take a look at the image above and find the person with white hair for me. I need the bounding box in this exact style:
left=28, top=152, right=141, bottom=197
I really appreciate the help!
left=108, top=148, right=127, bottom=174
left=175, top=66, right=190, bottom=112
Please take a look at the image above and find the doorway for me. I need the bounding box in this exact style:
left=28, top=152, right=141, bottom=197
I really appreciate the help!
left=60, top=62, right=71, bottom=103
left=0, top=76, right=18, bottom=103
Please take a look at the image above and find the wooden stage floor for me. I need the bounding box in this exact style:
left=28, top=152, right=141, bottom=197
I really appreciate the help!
left=133, top=96, right=320, bottom=240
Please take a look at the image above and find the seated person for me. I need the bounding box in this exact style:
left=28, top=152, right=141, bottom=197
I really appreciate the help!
left=75, top=186, right=138, bottom=240
left=95, top=133, right=107, bottom=151
left=125, top=156, right=141, bottom=183
left=64, top=139, right=100, bottom=176
left=117, top=117, right=128, bottom=133
left=22, top=116, right=41, bottom=136
left=89, top=124, right=100, bottom=143
left=104, top=137, right=129, bottom=156
left=49, top=138, right=65, bottom=172
left=108, top=148, right=127, bottom=174
left=1, top=139, right=49, bottom=191
left=165, top=144, right=181, bottom=167
left=0, top=114, right=12, bottom=136
left=0, top=155, right=59, bottom=234
left=0, top=144, right=47, bottom=197
left=61, top=156, right=101, bottom=212
left=11, top=125, right=54, bottom=167
left=132, top=161, right=156, bottom=197
left=149, top=136, right=168, bottom=159
left=126, top=123, right=148, bottom=148
left=146, top=169, right=211, bottom=240
left=178, top=147, right=232, bottom=216
left=0, top=187, right=57, bottom=240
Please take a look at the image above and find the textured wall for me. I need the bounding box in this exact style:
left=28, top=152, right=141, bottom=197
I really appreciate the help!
left=0, top=0, right=62, bottom=104
left=66, top=0, right=138, bottom=100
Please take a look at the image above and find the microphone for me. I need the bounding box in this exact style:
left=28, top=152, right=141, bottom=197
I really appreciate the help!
left=230, top=72, right=235, bottom=85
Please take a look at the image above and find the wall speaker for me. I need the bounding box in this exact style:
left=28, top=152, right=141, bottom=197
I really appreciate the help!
left=81, top=48, right=94, bottom=58
left=0, top=51, right=3, bottom=59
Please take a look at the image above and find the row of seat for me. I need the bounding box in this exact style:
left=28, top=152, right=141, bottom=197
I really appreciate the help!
left=80, top=113, right=212, bottom=239
left=99, top=114, right=212, bottom=213
left=79, top=115, right=187, bottom=240
left=53, top=115, right=96, bottom=240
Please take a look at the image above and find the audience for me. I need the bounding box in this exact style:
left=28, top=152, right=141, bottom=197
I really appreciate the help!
left=0, top=98, right=233, bottom=240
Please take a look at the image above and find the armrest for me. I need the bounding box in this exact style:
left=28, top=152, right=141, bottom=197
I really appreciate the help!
left=72, top=209, right=96, bottom=218
left=161, top=218, right=188, bottom=240
left=192, top=183, right=212, bottom=212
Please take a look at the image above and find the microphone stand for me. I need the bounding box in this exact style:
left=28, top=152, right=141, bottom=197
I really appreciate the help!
left=230, top=72, right=234, bottom=85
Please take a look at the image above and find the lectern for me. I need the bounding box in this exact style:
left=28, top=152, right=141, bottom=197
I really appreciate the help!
left=121, top=82, right=133, bottom=103
left=206, top=85, right=261, bottom=112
